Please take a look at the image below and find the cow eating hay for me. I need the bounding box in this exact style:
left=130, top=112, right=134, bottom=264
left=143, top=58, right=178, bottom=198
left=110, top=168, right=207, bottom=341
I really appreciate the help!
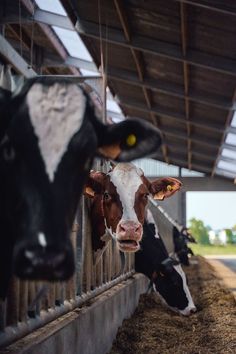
left=110, top=256, right=236, bottom=354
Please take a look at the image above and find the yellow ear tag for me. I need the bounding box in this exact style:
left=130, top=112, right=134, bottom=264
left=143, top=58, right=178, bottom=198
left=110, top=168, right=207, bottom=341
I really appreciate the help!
left=167, top=185, right=173, bottom=191
left=126, top=134, right=136, bottom=147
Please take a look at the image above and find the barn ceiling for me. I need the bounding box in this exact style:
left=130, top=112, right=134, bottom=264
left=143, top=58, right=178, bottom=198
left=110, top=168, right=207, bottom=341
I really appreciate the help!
left=0, top=0, right=236, bottom=180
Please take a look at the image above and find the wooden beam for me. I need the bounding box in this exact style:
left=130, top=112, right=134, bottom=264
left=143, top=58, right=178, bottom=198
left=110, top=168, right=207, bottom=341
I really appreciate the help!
left=113, top=0, right=131, bottom=42
left=106, top=67, right=234, bottom=110
left=162, top=128, right=220, bottom=149
left=167, top=142, right=216, bottom=161
left=39, top=56, right=234, bottom=110
left=152, top=153, right=213, bottom=174
left=77, top=20, right=236, bottom=76
left=120, top=98, right=224, bottom=133
left=113, top=0, right=169, bottom=164
left=174, top=0, right=236, bottom=17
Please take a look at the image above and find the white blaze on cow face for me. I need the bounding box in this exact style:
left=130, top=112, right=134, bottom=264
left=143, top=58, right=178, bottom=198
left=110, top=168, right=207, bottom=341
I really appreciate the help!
left=109, top=163, right=143, bottom=252
left=26, top=83, right=86, bottom=182
left=38, top=232, right=47, bottom=247
left=109, top=163, right=143, bottom=222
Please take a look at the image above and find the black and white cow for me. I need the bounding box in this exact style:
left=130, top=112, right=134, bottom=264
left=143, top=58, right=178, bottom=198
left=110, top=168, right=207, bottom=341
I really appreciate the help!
left=135, top=209, right=196, bottom=316
left=0, top=77, right=163, bottom=298
left=173, top=226, right=196, bottom=266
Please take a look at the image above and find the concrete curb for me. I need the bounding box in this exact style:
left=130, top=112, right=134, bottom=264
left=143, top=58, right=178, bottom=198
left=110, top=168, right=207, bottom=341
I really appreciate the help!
left=205, top=258, right=236, bottom=300
left=0, top=274, right=148, bottom=354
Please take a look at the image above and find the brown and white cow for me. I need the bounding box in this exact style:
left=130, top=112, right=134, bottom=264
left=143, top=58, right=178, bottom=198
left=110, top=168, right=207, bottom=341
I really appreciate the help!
left=85, top=162, right=181, bottom=255
left=85, top=163, right=196, bottom=315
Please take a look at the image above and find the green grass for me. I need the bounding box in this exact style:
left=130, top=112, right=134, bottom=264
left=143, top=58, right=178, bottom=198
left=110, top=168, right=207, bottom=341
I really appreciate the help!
left=190, top=243, right=236, bottom=256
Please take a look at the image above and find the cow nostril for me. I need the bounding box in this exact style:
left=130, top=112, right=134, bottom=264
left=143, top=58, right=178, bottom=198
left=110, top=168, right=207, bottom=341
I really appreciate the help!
left=190, top=307, right=197, bottom=314
left=120, top=224, right=126, bottom=232
left=23, top=247, right=66, bottom=268
left=135, top=225, right=141, bottom=233
left=25, top=250, right=35, bottom=260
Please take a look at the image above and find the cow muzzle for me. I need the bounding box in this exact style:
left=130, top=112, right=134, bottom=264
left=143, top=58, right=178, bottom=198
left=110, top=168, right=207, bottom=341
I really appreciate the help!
left=13, top=241, right=75, bottom=281
left=179, top=305, right=197, bottom=316
left=116, top=220, right=142, bottom=252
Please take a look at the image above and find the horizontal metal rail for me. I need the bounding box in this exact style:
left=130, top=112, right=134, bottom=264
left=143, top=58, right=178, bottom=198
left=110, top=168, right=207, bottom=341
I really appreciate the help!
left=0, top=270, right=134, bottom=348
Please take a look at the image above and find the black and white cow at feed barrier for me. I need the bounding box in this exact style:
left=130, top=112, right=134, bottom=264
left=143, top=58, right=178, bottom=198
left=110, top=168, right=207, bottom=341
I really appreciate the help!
left=0, top=77, right=163, bottom=298
left=173, top=225, right=196, bottom=266
left=135, top=209, right=197, bottom=316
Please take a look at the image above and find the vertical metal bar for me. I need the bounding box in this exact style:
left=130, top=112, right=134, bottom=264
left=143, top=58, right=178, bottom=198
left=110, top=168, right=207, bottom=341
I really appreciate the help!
left=108, top=242, right=112, bottom=282
left=19, top=281, right=28, bottom=322
left=6, top=277, right=19, bottom=326
left=70, top=224, right=77, bottom=300
left=55, top=283, right=63, bottom=306
left=0, top=300, right=7, bottom=331
left=75, top=203, right=83, bottom=296
left=81, top=198, right=86, bottom=294
left=35, top=282, right=42, bottom=316
left=28, top=281, right=36, bottom=317
left=49, top=283, right=56, bottom=310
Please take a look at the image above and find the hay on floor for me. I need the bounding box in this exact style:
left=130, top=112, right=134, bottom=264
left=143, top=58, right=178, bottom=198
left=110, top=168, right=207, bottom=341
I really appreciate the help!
left=110, top=257, right=236, bottom=354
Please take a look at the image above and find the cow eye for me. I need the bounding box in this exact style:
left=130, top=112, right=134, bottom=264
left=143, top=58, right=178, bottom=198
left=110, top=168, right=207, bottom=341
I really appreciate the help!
left=103, top=191, right=111, bottom=201
left=3, top=146, right=15, bottom=162
left=142, top=193, right=149, bottom=200
left=0, top=135, right=15, bottom=163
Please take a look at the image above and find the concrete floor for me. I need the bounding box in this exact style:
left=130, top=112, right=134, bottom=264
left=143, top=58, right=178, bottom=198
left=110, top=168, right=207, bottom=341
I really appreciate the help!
left=205, top=256, right=236, bottom=299
left=205, top=255, right=236, bottom=272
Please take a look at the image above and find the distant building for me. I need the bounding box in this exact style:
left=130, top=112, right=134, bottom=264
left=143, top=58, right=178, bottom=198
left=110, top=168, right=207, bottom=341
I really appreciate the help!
left=208, top=229, right=236, bottom=245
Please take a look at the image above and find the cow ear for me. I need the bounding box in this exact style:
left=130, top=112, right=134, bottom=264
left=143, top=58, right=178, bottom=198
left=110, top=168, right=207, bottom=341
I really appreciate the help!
left=84, top=171, right=107, bottom=198
left=150, top=177, right=182, bottom=200
left=97, top=118, right=162, bottom=161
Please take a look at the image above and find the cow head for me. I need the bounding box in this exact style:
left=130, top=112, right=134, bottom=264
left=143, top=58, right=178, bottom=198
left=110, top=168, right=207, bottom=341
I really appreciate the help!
left=0, top=78, right=163, bottom=283
left=85, top=163, right=181, bottom=253
left=181, top=227, right=197, bottom=243
left=136, top=220, right=196, bottom=316
left=173, top=226, right=195, bottom=266
left=152, top=259, right=197, bottom=316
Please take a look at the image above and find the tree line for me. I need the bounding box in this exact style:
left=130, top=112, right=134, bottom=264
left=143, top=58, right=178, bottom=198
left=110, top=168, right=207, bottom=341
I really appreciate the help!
left=188, top=218, right=236, bottom=245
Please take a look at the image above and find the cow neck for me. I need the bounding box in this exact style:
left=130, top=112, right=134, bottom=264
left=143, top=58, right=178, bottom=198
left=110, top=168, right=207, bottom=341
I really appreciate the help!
left=142, top=221, right=169, bottom=266
left=145, top=209, right=160, bottom=238
left=91, top=195, right=111, bottom=248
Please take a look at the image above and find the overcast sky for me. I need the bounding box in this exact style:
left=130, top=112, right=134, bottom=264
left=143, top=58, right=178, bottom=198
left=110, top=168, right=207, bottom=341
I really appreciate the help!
left=187, top=192, right=236, bottom=230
